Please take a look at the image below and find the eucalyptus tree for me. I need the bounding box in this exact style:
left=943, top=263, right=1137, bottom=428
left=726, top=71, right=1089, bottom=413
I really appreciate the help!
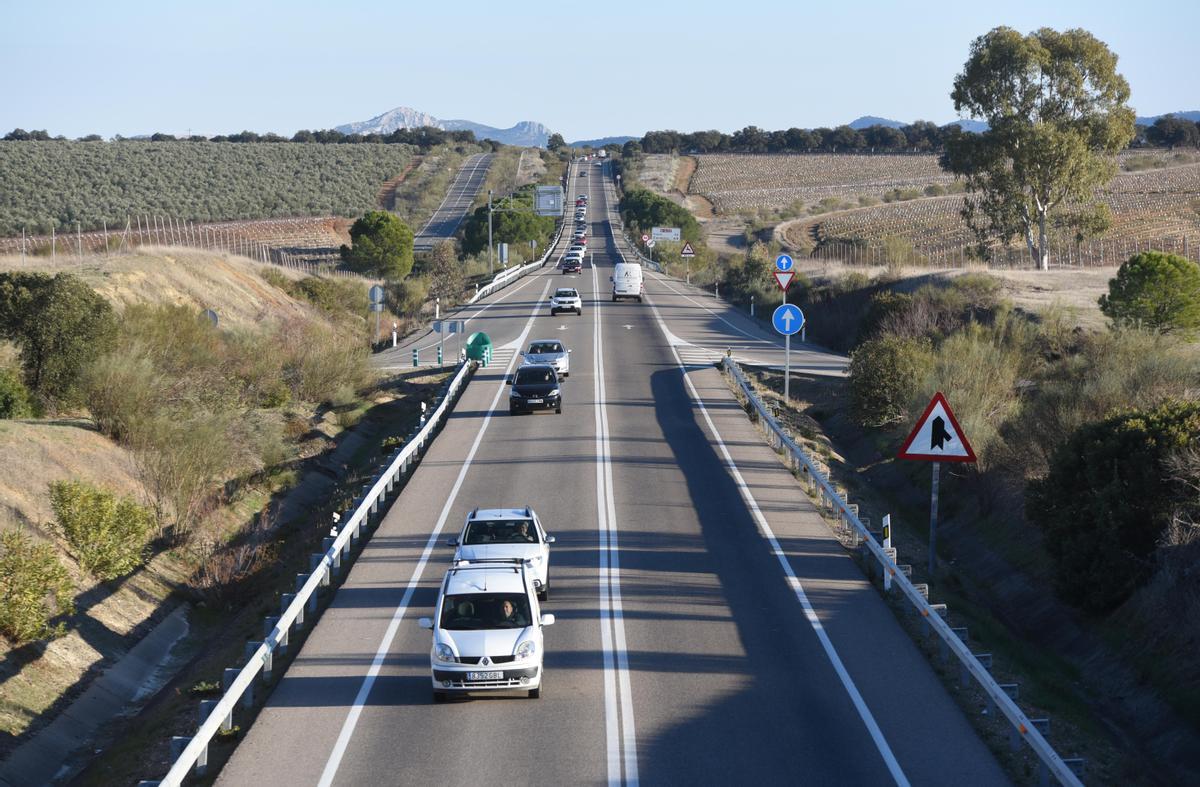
left=940, top=27, right=1135, bottom=270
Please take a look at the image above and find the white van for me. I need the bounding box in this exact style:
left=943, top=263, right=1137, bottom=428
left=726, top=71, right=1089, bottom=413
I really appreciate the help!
left=611, top=262, right=644, bottom=302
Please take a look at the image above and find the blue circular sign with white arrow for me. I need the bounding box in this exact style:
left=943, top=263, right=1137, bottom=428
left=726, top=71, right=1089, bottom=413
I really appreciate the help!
left=772, top=303, right=805, bottom=336
left=775, top=253, right=794, bottom=272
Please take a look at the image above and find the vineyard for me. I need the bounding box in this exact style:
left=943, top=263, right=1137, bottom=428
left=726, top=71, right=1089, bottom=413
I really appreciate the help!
left=0, top=215, right=357, bottom=274
left=786, top=162, right=1200, bottom=267
left=690, top=153, right=955, bottom=213
left=0, top=141, right=432, bottom=236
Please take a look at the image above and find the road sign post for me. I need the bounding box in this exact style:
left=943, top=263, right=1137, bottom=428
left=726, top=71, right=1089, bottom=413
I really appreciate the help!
left=681, top=241, right=695, bottom=283
left=897, top=392, right=977, bottom=574
left=771, top=303, right=804, bottom=401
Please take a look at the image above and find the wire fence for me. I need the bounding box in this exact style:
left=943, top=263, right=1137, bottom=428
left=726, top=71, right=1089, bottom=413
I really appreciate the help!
left=0, top=216, right=363, bottom=278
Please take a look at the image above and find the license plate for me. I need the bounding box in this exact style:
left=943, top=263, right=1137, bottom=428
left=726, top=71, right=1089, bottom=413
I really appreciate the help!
left=467, top=670, right=503, bottom=681
left=526, top=398, right=543, bottom=404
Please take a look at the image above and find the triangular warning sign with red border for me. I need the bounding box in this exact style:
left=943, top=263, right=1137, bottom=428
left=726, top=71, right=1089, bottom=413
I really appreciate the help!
left=898, top=392, right=976, bottom=462
left=680, top=242, right=695, bottom=258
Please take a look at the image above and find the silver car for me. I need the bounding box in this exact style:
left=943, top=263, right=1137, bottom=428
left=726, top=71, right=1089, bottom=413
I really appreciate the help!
left=522, top=339, right=570, bottom=377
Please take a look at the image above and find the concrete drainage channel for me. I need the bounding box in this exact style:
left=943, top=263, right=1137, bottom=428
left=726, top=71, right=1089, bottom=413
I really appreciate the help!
left=138, top=359, right=478, bottom=786
left=720, top=357, right=1086, bottom=787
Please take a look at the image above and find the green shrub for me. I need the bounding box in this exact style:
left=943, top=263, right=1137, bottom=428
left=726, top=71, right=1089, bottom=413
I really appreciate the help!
left=0, top=366, right=33, bottom=418
left=284, top=320, right=370, bottom=405
left=1026, top=400, right=1200, bottom=612
left=83, top=347, right=164, bottom=441
left=340, top=211, right=414, bottom=279
left=388, top=276, right=429, bottom=318
left=292, top=277, right=368, bottom=320
left=0, top=272, right=118, bottom=409
left=49, top=480, right=155, bottom=580
left=0, top=529, right=74, bottom=642
left=1099, top=251, right=1200, bottom=334
left=849, top=335, right=933, bottom=427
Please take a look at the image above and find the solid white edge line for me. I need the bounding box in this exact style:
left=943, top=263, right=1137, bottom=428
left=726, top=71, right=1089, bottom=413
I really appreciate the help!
left=643, top=288, right=910, bottom=786
left=317, top=278, right=552, bottom=787
left=593, top=260, right=622, bottom=785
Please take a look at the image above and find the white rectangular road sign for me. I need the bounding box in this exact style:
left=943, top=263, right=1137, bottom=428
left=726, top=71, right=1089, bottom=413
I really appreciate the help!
left=535, top=185, right=564, bottom=216
left=651, top=226, right=681, bottom=242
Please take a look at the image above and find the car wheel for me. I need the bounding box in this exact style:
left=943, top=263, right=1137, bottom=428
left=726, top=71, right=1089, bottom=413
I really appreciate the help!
left=576, top=308, right=582, bottom=315
left=556, top=407, right=562, bottom=414
left=612, top=295, right=617, bottom=302
left=528, top=686, right=541, bottom=699
left=433, top=690, right=447, bottom=703
left=637, top=296, right=643, bottom=303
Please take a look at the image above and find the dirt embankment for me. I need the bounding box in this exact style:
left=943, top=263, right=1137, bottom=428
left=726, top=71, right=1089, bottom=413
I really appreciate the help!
left=0, top=250, right=337, bottom=749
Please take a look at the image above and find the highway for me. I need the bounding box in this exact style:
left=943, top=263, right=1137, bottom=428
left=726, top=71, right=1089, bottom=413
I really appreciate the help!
left=412, top=152, right=494, bottom=252
left=218, top=160, right=1009, bottom=785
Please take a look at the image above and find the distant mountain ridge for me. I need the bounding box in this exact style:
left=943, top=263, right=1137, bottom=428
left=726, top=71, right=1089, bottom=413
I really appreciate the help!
left=1137, top=110, right=1200, bottom=125
left=334, top=106, right=550, bottom=147
left=848, top=115, right=987, bottom=132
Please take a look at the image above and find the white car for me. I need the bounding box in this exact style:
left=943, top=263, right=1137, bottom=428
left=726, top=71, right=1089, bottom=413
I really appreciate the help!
left=448, top=507, right=556, bottom=594
left=419, top=558, right=555, bottom=701
left=522, top=339, right=570, bottom=377
left=550, top=287, right=583, bottom=316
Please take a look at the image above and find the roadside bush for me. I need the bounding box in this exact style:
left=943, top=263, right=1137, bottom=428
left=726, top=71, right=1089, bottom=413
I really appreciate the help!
left=49, top=480, right=155, bottom=580
left=1026, top=400, right=1200, bottom=612
left=340, top=211, right=414, bottom=279
left=292, top=277, right=369, bottom=321
left=849, top=335, right=933, bottom=427
left=83, top=347, right=164, bottom=440
left=0, top=272, right=118, bottom=409
left=1002, top=330, right=1200, bottom=478
left=0, top=528, right=75, bottom=642
left=387, top=276, right=429, bottom=318
left=283, top=319, right=370, bottom=405
left=1099, top=251, right=1200, bottom=334
left=0, top=366, right=33, bottom=418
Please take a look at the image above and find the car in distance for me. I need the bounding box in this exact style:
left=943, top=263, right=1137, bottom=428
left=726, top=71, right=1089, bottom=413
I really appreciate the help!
left=419, top=558, right=555, bottom=700
left=521, top=339, right=570, bottom=377
left=448, top=507, right=556, bottom=597
left=508, top=364, right=562, bottom=415
left=549, top=287, right=583, bottom=315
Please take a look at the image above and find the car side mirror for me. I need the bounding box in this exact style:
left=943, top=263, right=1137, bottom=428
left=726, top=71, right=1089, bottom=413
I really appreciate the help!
left=418, top=617, right=433, bottom=629
left=567, top=350, right=572, bottom=354
left=446, top=536, right=459, bottom=547
left=519, top=351, right=525, bottom=357
left=545, top=534, right=556, bottom=544
left=540, top=613, right=556, bottom=626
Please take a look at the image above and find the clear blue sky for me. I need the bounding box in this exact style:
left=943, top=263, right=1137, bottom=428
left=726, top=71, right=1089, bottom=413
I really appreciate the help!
left=2, top=0, right=1196, bottom=140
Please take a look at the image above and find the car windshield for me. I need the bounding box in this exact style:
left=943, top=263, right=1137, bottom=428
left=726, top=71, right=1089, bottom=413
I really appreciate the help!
left=440, top=592, right=531, bottom=630
left=464, top=518, right=538, bottom=545
left=515, top=367, right=555, bottom=385
left=555, top=289, right=577, bottom=298
left=528, top=342, right=563, bottom=355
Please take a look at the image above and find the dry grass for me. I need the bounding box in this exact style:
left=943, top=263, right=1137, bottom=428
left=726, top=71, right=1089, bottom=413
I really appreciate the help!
left=796, top=260, right=1116, bottom=331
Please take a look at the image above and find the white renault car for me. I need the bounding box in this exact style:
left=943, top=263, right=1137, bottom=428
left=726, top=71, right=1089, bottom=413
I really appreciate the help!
left=419, top=559, right=554, bottom=701
left=448, top=507, right=556, bottom=596
left=521, top=339, right=570, bottom=377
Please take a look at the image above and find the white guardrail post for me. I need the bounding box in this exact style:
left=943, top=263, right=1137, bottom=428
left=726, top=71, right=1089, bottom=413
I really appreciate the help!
left=719, top=356, right=1084, bottom=787
left=159, top=359, right=476, bottom=786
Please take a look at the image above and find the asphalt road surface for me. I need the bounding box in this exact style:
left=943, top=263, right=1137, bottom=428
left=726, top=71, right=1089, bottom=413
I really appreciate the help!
left=412, top=152, right=494, bottom=252
left=219, top=160, right=1009, bottom=786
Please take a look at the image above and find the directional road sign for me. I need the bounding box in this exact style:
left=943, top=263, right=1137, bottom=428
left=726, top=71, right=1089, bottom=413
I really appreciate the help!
left=898, top=392, right=976, bottom=462
left=680, top=242, right=695, bottom=258
left=773, top=271, right=794, bottom=291
left=775, top=253, right=794, bottom=272
left=772, top=303, right=804, bottom=336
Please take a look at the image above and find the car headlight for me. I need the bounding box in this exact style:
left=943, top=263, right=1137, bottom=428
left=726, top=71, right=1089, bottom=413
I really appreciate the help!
left=510, top=390, right=521, bottom=398
left=548, top=389, right=560, bottom=397
left=434, top=643, right=455, bottom=662
left=515, top=640, right=536, bottom=659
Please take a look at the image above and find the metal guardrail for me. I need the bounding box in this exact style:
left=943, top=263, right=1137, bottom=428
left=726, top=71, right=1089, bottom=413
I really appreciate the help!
left=721, top=356, right=1085, bottom=787
left=156, top=358, right=477, bottom=785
